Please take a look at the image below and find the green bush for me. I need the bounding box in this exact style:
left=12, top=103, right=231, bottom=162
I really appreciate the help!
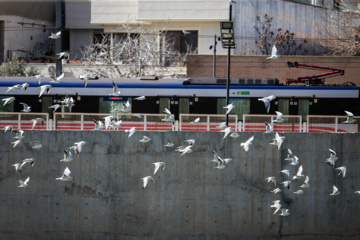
left=0, top=56, right=40, bottom=77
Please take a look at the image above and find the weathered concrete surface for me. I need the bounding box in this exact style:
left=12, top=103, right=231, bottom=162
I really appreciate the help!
left=0, top=130, right=360, bottom=240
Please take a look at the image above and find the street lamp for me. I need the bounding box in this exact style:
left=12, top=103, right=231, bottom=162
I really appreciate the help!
left=221, top=3, right=236, bottom=126
left=209, top=35, right=221, bottom=78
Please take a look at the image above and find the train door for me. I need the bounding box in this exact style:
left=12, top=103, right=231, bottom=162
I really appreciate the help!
left=158, top=97, right=189, bottom=120
left=298, top=99, right=309, bottom=122
left=278, top=99, right=289, bottom=115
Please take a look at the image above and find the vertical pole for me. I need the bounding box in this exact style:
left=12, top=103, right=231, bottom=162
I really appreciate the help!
left=225, top=4, right=232, bottom=126
left=213, top=34, right=216, bottom=78
left=55, top=0, right=62, bottom=76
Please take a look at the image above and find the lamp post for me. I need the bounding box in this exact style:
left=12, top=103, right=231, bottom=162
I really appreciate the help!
left=221, top=3, right=236, bottom=126
left=209, top=35, right=221, bottom=78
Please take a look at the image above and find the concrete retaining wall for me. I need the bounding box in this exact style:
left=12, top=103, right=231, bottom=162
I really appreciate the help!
left=0, top=130, right=360, bottom=239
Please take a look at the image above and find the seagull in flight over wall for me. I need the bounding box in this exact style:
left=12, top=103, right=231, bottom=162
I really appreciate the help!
left=56, top=167, right=73, bottom=181
left=49, top=31, right=61, bottom=39
left=240, top=135, right=254, bottom=152
left=343, top=111, right=356, bottom=124
left=267, top=45, right=280, bottom=60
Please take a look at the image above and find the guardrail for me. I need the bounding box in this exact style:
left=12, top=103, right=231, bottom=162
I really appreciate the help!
left=307, top=115, right=360, bottom=133
left=242, top=114, right=303, bottom=132
left=179, top=114, right=239, bottom=132
left=1, top=112, right=359, bottom=133
left=0, top=112, right=49, bottom=130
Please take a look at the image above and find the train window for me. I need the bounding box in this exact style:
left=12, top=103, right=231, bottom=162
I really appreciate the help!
left=0, top=96, right=14, bottom=112
left=217, top=98, right=250, bottom=120
left=159, top=98, right=170, bottom=114
left=278, top=99, right=289, bottom=115
left=298, top=99, right=309, bottom=122
left=100, top=97, right=131, bottom=116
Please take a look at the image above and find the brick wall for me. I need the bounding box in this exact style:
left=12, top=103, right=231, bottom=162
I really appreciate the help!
left=187, top=55, right=360, bottom=86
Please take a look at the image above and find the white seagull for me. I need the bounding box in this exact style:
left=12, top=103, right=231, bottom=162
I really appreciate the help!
left=258, top=95, right=276, bottom=113
left=3, top=125, right=13, bottom=132
left=221, top=127, right=233, bottom=139
left=139, top=136, right=152, bottom=143
left=343, top=111, right=356, bottom=124
left=104, top=115, right=115, bottom=130
left=179, top=145, right=193, bottom=157
left=330, top=185, right=340, bottom=196
left=164, top=141, right=175, bottom=148
left=18, top=176, right=30, bottom=188
left=279, top=209, right=290, bottom=217
left=21, top=83, right=29, bottom=91
left=49, top=31, right=61, bottom=39
left=189, top=117, right=200, bottom=125
left=267, top=45, right=280, bottom=60
left=50, top=73, right=64, bottom=83
left=335, top=166, right=346, bottom=178
left=300, top=175, right=310, bottom=188
left=79, top=74, right=90, bottom=88
left=281, top=180, right=292, bottom=190
left=271, top=188, right=282, bottom=194
left=61, top=95, right=75, bottom=112
left=279, top=169, right=290, bottom=177
left=31, top=118, right=45, bottom=129
left=266, top=176, right=276, bottom=186
left=13, top=129, right=25, bottom=140
left=182, top=29, right=191, bottom=35
left=39, top=84, right=52, bottom=97
left=2, top=97, right=15, bottom=106
left=56, top=167, right=73, bottom=181
left=110, top=120, right=123, bottom=130
left=294, top=189, right=304, bottom=196
left=109, top=81, right=121, bottom=96
left=326, top=148, right=338, bottom=167
left=142, top=176, right=154, bottom=189
left=71, top=141, right=86, bottom=156
left=20, top=102, right=31, bottom=112
left=92, top=119, right=104, bottom=130
left=184, top=139, right=196, bottom=146
left=20, top=158, right=35, bottom=168
left=57, top=51, right=70, bottom=59
left=6, top=84, right=21, bottom=93
left=60, top=149, right=73, bottom=162
left=224, top=103, right=235, bottom=115
left=121, top=100, right=131, bottom=113
left=12, top=139, right=22, bottom=148
left=273, top=111, right=286, bottom=123
left=125, top=127, right=137, bottom=138
left=49, top=104, right=61, bottom=112
left=153, top=162, right=165, bottom=175
left=30, top=141, right=43, bottom=150
left=35, top=74, right=44, bottom=85
left=240, top=135, right=254, bottom=152
left=271, top=200, right=282, bottom=215
left=271, top=132, right=285, bottom=151
left=264, top=121, right=273, bottom=134
left=293, top=165, right=304, bottom=179
left=12, top=163, right=23, bottom=174
left=230, top=132, right=240, bottom=138
left=134, top=96, right=146, bottom=100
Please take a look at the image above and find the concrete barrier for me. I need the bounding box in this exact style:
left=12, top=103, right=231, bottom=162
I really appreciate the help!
left=0, top=130, right=359, bottom=239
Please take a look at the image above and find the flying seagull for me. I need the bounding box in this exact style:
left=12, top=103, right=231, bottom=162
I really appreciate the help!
left=326, top=148, right=338, bottom=168
left=6, top=84, right=21, bottom=93
left=70, top=141, right=86, bottom=156
left=30, top=141, right=43, bottom=150
left=224, top=103, right=235, bottom=115
left=139, top=136, right=152, bottom=143
left=125, top=127, right=137, bottom=138
left=50, top=73, right=64, bottom=83
left=56, top=167, right=73, bottom=181
left=31, top=118, right=45, bottom=129
left=240, top=135, right=254, bottom=152
left=13, top=129, right=25, bottom=140
left=279, top=209, right=290, bottom=217
left=79, top=74, right=90, bottom=88
left=153, top=162, right=165, bottom=175
left=57, top=52, right=70, bottom=59
left=264, top=121, right=273, bottom=134
left=60, top=149, right=73, bottom=162
left=300, top=175, right=310, bottom=188
left=267, top=45, right=280, bottom=60
left=142, top=176, right=154, bottom=189
left=35, top=74, right=44, bottom=85
left=182, top=29, right=191, bottom=35
left=164, top=141, right=175, bottom=148
left=189, top=117, right=200, bottom=125
left=21, top=83, right=29, bottom=92
left=258, top=95, right=276, bottom=113
left=273, top=111, right=286, bottom=123
left=330, top=185, right=340, bottom=196
left=2, top=97, right=15, bottom=106
left=49, top=104, right=61, bottom=112
left=343, top=111, right=356, bottom=124
left=20, top=102, right=31, bottom=112
left=271, top=132, right=285, bottom=151
left=49, top=31, right=61, bottom=39
left=271, top=200, right=282, bottom=215
left=335, top=166, right=346, bottom=178
left=134, top=96, right=146, bottom=100
left=39, top=85, right=52, bottom=97
left=18, top=176, right=30, bottom=188
left=109, top=81, right=121, bottom=96
left=221, top=127, right=233, bottom=139
left=266, top=176, right=276, bottom=186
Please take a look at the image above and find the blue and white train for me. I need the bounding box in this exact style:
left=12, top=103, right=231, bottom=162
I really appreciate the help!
left=0, top=76, right=358, bottom=120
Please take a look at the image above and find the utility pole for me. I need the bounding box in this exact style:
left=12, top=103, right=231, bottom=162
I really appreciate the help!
left=55, top=0, right=63, bottom=77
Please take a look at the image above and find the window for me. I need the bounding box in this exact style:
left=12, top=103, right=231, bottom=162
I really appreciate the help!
left=217, top=98, right=250, bottom=121
left=160, top=31, right=198, bottom=66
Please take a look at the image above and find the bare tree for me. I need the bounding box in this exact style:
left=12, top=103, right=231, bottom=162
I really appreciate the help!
left=319, top=0, right=360, bottom=56
left=254, top=14, right=307, bottom=56
left=81, top=23, right=192, bottom=78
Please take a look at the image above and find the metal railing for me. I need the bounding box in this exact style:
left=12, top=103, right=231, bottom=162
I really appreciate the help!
left=0, top=112, right=49, bottom=130
left=179, top=114, right=239, bottom=131
left=1, top=112, right=359, bottom=133
left=307, top=115, right=360, bottom=133
left=242, top=114, right=303, bottom=132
